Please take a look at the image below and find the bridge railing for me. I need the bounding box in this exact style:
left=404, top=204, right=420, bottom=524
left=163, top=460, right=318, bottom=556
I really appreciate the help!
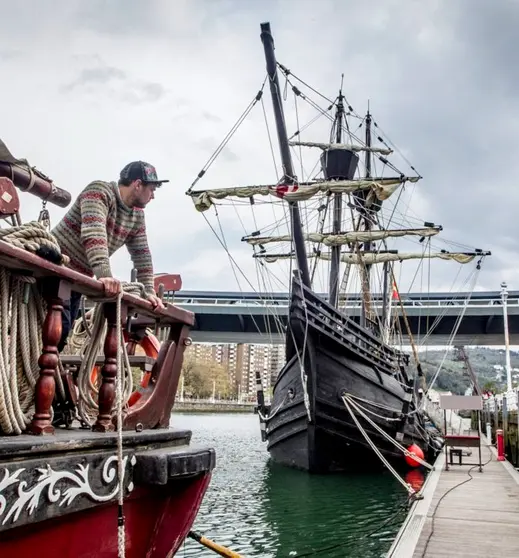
left=171, top=295, right=519, bottom=308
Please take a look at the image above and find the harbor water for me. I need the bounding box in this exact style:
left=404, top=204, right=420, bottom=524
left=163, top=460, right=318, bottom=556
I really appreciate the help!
left=173, top=413, right=415, bottom=557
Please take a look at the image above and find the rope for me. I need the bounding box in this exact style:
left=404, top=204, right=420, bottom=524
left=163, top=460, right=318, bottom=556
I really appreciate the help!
left=0, top=267, right=47, bottom=434
left=0, top=221, right=69, bottom=265
left=115, top=291, right=125, bottom=558
left=342, top=393, right=433, bottom=471
left=187, top=78, right=266, bottom=193
left=422, top=266, right=481, bottom=401
left=73, top=282, right=147, bottom=426
left=66, top=290, right=136, bottom=556
left=341, top=395, right=417, bottom=496
left=257, top=392, right=288, bottom=421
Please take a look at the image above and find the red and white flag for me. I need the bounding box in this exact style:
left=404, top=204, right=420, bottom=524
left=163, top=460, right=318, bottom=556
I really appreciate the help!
left=272, top=183, right=299, bottom=199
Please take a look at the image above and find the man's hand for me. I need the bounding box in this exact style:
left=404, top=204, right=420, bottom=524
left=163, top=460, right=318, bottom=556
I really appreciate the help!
left=99, top=277, right=121, bottom=298
left=147, top=293, right=165, bottom=310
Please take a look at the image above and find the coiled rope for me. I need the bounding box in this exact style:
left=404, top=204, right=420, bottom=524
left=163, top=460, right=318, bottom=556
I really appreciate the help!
left=0, top=268, right=42, bottom=433
left=0, top=221, right=70, bottom=434
left=0, top=221, right=69, bottom=265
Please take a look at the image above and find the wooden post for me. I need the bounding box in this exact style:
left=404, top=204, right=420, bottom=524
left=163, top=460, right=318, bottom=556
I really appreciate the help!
left=497, top=429, right=505, bottom=461
left=122, top=323, right=192, bottom=430
left=92, top=302, right=127, bottom=432
left=28, top=278, right=71, bottom=435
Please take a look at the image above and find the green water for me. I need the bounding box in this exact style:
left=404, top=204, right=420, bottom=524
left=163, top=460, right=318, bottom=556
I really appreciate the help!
left=173, top=413, right=413, bottom=557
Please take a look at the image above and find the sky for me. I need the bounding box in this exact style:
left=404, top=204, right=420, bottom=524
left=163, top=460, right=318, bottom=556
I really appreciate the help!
left=0, top=0, right=518, bottom=296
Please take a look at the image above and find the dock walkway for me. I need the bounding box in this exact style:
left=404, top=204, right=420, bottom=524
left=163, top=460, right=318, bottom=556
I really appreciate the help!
left=387, top=438, right=519, bottom=557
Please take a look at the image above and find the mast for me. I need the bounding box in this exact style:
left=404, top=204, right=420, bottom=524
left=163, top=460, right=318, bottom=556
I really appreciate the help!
left=260, top=22, right=311, bottom=288
left=328, top=92, right=345, bottom=307
left=455, top=346, right=482, bottom=396
left=381, top=260, right=391, bottom=341
left=360, top=109, right=373, bottom=328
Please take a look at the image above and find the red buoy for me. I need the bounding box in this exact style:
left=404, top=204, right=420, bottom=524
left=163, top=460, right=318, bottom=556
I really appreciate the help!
left=405, top=443, right=424, bottom=467
left=405, top=469, right=425, bottom=492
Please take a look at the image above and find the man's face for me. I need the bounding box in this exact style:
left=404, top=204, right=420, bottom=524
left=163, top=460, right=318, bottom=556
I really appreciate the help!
left=133, top=181, right=157, bottom=208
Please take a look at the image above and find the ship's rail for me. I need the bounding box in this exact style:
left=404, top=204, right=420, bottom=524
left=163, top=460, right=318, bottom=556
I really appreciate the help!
left=290, top=276, right=407, bottom=377
left=0, top=236, right=194, bottom=436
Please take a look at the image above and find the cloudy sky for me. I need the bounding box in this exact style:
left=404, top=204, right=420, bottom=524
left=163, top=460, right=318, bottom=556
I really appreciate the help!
left=0, top=0, right=517, bottom=296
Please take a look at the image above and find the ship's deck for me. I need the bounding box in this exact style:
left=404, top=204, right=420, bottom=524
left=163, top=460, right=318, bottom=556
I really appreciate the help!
left=0, top=426, right=193, bottom=458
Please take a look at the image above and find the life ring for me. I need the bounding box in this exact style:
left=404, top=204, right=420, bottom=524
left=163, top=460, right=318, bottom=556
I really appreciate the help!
left=89, top=329, right=160, bottom=407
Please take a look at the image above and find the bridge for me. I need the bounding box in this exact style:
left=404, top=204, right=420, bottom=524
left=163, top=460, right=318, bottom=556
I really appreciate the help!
left=169, top=289, right=519, bottom=346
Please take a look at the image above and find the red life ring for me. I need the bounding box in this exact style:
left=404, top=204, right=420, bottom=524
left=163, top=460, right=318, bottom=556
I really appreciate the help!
left=89, top=330, right=160, bottom=407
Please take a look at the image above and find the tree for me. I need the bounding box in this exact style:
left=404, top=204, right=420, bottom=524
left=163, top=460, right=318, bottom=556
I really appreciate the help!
left=482, top=380, right=498, bottom=394
left=181, top=355, right=211, bottom=398
left=180, top=354, right=232, bottom=399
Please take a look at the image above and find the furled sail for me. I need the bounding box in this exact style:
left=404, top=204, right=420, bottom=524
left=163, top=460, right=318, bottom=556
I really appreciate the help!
left=242, top=227, right=441, bottom=247
left=256, top=251, right=479, bottom=265
left=288, top=140, right=393, bottom=155
left=188, top=176, right=420, bottom=212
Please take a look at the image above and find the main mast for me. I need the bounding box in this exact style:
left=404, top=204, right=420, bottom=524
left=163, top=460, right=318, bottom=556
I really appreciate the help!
left=361, top=110, right=373, bottom=328
left=260, top=22, right=311, bottom=288
left=328, top=93, right=345, bottom=307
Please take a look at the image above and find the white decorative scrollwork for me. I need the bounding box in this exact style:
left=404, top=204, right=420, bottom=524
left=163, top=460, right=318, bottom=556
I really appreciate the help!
left=0, top=455, right=129, bottom=526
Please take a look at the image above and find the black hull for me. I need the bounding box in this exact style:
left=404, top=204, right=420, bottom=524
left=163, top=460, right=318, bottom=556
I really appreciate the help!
left=263, top=277, right=440, bottom=474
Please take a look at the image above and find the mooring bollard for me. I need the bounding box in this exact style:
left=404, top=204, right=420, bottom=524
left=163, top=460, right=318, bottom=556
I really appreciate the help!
left=496, top=428, right=505, bottom=461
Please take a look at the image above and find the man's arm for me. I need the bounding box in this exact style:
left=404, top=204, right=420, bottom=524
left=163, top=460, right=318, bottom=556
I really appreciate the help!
left=126, top=214, right=155, bottom=296
left=79, top=188, right=113, bottom=279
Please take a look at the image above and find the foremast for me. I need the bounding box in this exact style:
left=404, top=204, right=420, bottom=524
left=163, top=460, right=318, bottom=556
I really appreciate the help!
left=328, top=93, right=345, bottom=308
left=260, top=22, right=310, bottom=288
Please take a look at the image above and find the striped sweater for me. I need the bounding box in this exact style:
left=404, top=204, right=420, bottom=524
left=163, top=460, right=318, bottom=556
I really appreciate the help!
left=52, top=180, right=155, bottom=294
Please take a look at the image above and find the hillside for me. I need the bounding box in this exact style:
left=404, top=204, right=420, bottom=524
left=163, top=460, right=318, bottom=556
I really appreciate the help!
left=418, top=347, right=518, bottom=394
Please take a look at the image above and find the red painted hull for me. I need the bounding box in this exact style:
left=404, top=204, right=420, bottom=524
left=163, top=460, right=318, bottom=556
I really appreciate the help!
left=0, top=473, right=211, bottom=558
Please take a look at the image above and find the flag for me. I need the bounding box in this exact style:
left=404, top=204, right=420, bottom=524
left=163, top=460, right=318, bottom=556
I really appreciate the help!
left=272, top=183, right=299, bottom=198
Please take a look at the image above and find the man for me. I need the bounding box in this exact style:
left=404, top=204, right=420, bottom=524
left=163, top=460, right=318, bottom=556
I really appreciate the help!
left=53, top=160, right=166, bottom=351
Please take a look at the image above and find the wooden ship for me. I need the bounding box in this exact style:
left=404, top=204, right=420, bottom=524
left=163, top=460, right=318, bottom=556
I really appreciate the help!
left=186, top=22, right=490, bottom=474
left=0, top=139, right=214, bottom=557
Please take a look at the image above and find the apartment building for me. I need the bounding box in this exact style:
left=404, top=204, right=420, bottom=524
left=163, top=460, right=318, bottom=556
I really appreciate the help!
left=188, top=342, right=286, bottom=397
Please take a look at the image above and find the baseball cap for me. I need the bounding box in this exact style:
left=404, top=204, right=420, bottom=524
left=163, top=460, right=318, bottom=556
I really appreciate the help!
left=119, top=161, right=169, bottom=185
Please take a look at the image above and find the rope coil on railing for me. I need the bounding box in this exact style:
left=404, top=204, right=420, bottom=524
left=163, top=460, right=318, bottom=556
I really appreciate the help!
left=0, top=221, right=69, bottom=265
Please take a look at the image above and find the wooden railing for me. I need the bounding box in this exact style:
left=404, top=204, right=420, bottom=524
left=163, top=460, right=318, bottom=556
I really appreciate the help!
left=290, top=275, right=405, bottom=375
left=0, top=239, right=194, bottom=435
